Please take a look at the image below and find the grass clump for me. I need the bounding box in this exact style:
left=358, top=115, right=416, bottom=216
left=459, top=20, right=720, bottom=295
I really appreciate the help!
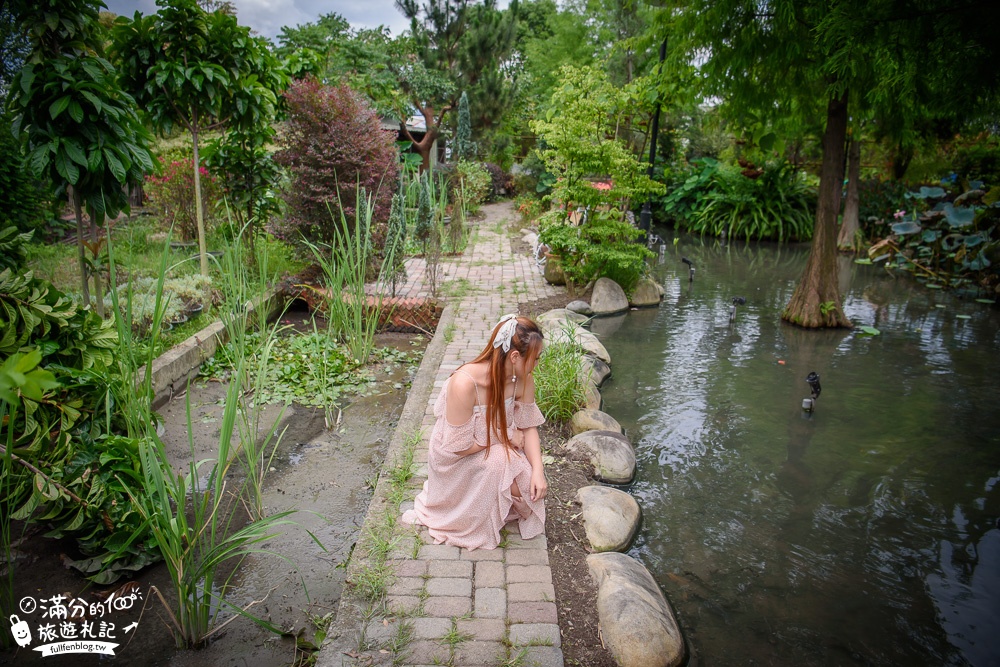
left=533, top=340, right=587, bottom=422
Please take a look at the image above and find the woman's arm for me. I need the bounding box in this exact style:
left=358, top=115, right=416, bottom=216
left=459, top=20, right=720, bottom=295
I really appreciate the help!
left=517, top=373, right=547, bottom=501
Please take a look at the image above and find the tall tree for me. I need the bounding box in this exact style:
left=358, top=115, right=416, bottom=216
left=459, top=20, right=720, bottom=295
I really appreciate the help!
left=395, top=0, right=519, bottom=168
left=8, top=0, right=154, bottom=311
left=661, top=0, right=1000, bottom=328
left=112, top=0, right=279, bottom=275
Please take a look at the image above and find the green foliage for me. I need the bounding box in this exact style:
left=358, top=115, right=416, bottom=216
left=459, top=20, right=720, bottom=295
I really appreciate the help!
left=453, top=161, right=490, bottom=215
left=954, top=135, right=1000, bottom=187
left=530, top=65, right=664, bottom=211
left=415, top=172, right=433, bottom=244
left=539, top=208, right=652, bottom=291
left=455, top=90, right=474, bottom=161
left=0, top=266, right=161, bottom=583
left=533, top=340, right=585, bottom=422
left=0, top=226, right=33, bottom=272
left=385, top=193, right=408, bottom=295
left=0, top=117, right=56, bottom=236
left=8, top=0, right=154, bottom=226
left=144, top=158, right=222, bottom=242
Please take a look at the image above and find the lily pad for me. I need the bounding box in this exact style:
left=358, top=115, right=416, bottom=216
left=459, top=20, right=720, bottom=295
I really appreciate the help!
left=942, top=203, right=975, bottom=228
left=854, top=258, right=873, bottom=265
left=976, top=298, right=996, bottom=304
left=906, top=186, right=946, bottom=200
left=858, top=326, right=881, bottom=336
left=956, top=314, right=971, bottom=320
left=926, top=284, right=943, bottom=289
left=891, top=221, right=922, bottom=235
left=921, top=229, right=942, bottom=243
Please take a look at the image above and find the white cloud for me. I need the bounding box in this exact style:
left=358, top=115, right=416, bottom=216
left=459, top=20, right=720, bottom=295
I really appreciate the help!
left=102, top=0, right=411, bottom=40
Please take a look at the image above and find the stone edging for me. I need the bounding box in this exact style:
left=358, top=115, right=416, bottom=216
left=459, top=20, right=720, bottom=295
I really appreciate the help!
left=316, top=302, right=457, bottom=664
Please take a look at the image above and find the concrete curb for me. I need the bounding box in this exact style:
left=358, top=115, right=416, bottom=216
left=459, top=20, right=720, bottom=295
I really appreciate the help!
left=317, top=302, right=457, bottom=665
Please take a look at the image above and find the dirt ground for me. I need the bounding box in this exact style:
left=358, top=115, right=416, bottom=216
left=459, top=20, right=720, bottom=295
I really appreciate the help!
left=519, top=296, right=617, bottom=667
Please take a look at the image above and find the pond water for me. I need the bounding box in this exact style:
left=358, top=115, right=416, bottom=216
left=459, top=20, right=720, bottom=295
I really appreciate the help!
left=596, top=232, right=1000, bottom=667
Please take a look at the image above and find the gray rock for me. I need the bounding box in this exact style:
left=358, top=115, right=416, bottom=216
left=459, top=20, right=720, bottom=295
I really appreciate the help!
left=566, top=300, right=593, bottom=316
left=591, top=277, right=629, bottom=316
left=565, top=430, right=635, bottom=484
left=536, top=308, right=588, bottom=327
left=570, top=409, right=621, bottom=435
left=543, top=257, right=566, bottom=285
left=587, top=552, right=685, bottom=667
left=583, top=381, right=602, bottom=411
left=576, top=486, right=640, bottom=552
left=580, top=355, right=611, bottom=387
left=629, top=277, right=663, bottom=308
left=522, top=232, right=539, bottom=246
left=541, top=321, right=611, bottom=364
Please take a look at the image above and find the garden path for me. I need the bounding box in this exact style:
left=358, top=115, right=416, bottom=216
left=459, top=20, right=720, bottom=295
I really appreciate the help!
left=319, top=202, right=567, bottom=667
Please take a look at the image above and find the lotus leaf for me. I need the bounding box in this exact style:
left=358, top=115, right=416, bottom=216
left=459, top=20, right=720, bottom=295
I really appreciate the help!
left=963, top=254, right=991, bottom=271
left=970, top=180, right=983, bottom=190
left=891, top=221, right=921, bottom=235
left=906, top=186, right=946, bottom=200
left=943, top=203, right=975, bottom=228
left=921, top=229, right=942, bottom=243
left=859, top=326, right=881, bottom=335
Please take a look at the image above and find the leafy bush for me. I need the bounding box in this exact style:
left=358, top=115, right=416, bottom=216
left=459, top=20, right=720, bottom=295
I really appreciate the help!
left=539, top=208, right=652, bottom=291
left=0, top=267, right=157, bottom=582
left=0, top=118, right=56, bottom=235
left=144, top=157, right=221, bottom=242
left=661, top=159, right=815, bottom=242
left=953, top=135, right=1000, bottom=187
left=274, top=77, right=398, bottom=245
left=481, top=162, right=510, bottom=201
left=453, top=161, right=491, bottom=214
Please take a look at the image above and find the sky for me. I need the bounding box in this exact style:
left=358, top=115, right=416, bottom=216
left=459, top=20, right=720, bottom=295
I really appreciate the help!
left=102, top=0, right=413, bottom=42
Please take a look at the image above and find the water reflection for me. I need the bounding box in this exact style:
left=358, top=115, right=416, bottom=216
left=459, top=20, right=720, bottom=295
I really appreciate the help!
left=599, top=231, right=1000, bottom=666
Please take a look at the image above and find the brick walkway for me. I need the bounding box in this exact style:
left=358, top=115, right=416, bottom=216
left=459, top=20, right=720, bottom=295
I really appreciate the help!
left=322, top=202, right=566, bottom=667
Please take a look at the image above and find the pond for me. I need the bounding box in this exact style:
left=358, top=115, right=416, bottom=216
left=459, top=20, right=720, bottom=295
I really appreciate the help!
left=595, top=232, right=1000, bottom=666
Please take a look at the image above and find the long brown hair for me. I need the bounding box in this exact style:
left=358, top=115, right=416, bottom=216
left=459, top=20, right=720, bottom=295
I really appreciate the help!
left=468, top=316, right=544, bottom=457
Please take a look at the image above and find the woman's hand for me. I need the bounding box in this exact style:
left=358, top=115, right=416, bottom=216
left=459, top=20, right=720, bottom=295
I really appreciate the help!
left=529, top=467, right=548, bottom=501
left=510, top=428, right=525, bottom=451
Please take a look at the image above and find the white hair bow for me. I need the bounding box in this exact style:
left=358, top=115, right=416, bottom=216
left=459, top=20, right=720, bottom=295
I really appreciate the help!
left=492, top=314, right=518, bottom=353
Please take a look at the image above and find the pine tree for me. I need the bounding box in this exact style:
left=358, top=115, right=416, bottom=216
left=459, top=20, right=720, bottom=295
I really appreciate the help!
left=455, top=91, right=474, bottom=161
left=415, top=172, right=433, bottom=250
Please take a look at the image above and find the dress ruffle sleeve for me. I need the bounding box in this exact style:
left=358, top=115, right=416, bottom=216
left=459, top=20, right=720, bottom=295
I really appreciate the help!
left=512, top=400, right=545, bottom=430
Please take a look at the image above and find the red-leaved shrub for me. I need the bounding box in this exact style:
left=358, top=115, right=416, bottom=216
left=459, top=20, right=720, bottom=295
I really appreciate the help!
left=274, top=78, right=399, bottom=245
left=144, top=158, right=221, bottom=242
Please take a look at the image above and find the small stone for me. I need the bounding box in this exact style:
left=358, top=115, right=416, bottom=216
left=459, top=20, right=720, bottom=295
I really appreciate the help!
left=543, top=257, right=566, bottom=285
left=591, top=277, right=629, bottom=316
left=570, top=408, right=622, bottom=435
left=580, top=354, right=612, bottom=387
left=576, top=485, right=641, bottom=552
left=566, top=299, right=593, bottom=315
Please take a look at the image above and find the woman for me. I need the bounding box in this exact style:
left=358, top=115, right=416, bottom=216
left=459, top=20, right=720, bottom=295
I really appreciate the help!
left=402, top=314, right=547, bottom=550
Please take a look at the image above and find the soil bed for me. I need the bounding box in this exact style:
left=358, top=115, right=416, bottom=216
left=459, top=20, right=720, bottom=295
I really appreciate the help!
left=1, top=329, right=426, bottom=667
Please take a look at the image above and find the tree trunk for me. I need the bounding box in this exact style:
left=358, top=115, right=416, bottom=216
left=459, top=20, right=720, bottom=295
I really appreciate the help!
left=89, top=209, right=104, bottom=317
left=192, top=125, right=209, bottom=276
left=782, top=92, right=853, bottom=329
left=837, top=138, right=862, bottom=251
left=72, top=187, right=91, bottom=307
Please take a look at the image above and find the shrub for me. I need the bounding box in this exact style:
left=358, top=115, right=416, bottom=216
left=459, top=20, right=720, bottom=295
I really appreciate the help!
left=274, top=77, right=399, bottom=246
left=453, top=161, right=491, bottom=214
left=144, top=157, right=221, bottom=242
left=481, top=162, right=510, bottom=201
left=953, top=135, right=1000, bottom=187
left=0, top=117, right=57, bottom=235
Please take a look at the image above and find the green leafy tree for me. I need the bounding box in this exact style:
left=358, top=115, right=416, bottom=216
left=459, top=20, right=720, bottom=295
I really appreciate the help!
left=660, top=0, right=1000, bottom=328
left=112, top=0, right=281, bottom=275
left=7, top=0, right=154, bottom=312
left=415, top=171, right=433, bottom=248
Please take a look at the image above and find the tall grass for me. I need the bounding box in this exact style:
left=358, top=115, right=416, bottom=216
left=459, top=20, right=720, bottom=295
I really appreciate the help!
left=307, top=187, right=402, bottom=365
left=534, top=340, right=587, bottom=422
left=106, top=222, right=302, bottom=648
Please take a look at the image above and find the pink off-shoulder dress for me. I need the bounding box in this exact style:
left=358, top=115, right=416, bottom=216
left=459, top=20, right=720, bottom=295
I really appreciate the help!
left=402, top=371, right=546, bottom=550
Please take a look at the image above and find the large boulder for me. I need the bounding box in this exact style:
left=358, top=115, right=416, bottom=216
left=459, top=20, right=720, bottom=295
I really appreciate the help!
left=629, top=277, right=663, bottom=308
left=583, top=380, right=602, bottom=411
left=591, top=277, right=629, bottom=316
left=587, top=552, right=686, bottom=667
left=570, top=409, right=621, bottom=435
left=566, top=300, right=593, bottom=316
left=565, top=430, right=635, bottom=483
left=541, top=321, right=611, bottom=364
left=543, top=257, right=566, bottom=285
left=580, top=354, right=611, bottom=387
left=536, top=308, right=589, bottom=327
left=576, top=486, right=640, bottom=552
